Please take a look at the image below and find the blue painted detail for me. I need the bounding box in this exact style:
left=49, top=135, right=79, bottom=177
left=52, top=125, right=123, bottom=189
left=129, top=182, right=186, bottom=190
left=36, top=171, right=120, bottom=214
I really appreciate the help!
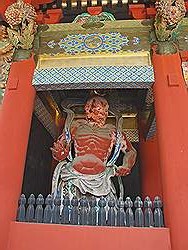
left=132, top=37, right=141, bottom=45
left=33, top=66, right=154, bottom=86
left=65, top=128, right=71, bottom=143
left=107, top=143, right=121, bottom=166
left=46, top=40, right=56, bottom=49
left=64, top=128, right=73, bottom=161
left=48, top=32, right=130, bottom=55
left=107, top=131, right=122, bottom=166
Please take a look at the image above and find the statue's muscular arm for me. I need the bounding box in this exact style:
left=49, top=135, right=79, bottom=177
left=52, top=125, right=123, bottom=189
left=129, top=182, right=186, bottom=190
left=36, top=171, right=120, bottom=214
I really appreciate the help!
left=51, top=120, right=82, bottom=162
left=116, top=132, right=137, bottom=176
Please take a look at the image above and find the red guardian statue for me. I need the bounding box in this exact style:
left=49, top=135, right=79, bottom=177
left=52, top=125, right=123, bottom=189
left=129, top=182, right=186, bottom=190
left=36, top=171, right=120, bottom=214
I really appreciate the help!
left=51, top=96, right=137, bottom=198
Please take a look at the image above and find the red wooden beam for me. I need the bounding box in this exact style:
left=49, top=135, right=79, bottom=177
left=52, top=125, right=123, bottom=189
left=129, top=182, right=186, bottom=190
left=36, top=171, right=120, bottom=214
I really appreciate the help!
left=87, top=6, right=102, bottom=15
left=36, top=9, right=62, bottom=24
left=129, top=4, right=147, bottom=20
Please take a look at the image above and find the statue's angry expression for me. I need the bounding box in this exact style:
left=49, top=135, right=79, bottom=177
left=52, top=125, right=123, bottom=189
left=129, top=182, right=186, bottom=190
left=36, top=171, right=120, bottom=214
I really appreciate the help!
left=84, top=96, right=109, bottom=127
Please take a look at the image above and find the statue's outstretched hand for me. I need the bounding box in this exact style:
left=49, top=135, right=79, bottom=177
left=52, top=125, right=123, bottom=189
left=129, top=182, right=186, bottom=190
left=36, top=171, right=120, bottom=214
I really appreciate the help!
left=115, top=166, right=131, bottom=176
left=51, top=138, right=69, bottom=161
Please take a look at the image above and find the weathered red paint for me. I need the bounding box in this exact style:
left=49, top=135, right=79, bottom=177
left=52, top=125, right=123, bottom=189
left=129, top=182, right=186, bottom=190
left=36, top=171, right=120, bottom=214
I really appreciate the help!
left=0, top=58, right=36, bottom=250
left=7, top=222, right=171, bottom=250
left=153, top=51, right=188, bottom=250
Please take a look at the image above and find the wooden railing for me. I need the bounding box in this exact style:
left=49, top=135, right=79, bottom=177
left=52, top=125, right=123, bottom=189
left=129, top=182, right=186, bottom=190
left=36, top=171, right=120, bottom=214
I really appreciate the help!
left=17, top=194, right=164, bottom=227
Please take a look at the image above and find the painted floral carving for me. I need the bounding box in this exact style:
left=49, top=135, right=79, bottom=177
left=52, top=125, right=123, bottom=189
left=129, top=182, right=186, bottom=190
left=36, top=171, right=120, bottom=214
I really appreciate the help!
left=0, top=25, right=14, bottom=86
left=154, top=0, right=185, bottom=42
left=153, top=0, right=186, bottom=54
left=5, top=0, right=37, bottom=50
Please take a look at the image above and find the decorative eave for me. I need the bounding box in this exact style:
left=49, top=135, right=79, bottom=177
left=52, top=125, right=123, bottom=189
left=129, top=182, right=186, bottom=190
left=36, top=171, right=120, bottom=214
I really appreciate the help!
left=35, top=20, right=152, bottom=69
left=32, top=19, right=154, bottom=91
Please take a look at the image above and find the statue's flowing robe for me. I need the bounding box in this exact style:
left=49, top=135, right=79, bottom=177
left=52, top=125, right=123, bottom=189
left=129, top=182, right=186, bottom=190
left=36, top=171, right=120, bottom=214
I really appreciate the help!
left=52, top=161, right=116, bottom=198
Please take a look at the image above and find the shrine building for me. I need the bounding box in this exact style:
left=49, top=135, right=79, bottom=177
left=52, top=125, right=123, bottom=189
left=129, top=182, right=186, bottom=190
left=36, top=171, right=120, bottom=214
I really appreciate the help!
left=1, top=0, right=188, bottom=250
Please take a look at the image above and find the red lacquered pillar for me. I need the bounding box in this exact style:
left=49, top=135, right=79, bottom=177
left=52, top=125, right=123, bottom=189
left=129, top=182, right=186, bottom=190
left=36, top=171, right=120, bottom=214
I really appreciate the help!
left=152, top=51, right=188, bottom=250
left=0, top=58, right=36, bottom=250
left=139, top=134, right=162, bottom=200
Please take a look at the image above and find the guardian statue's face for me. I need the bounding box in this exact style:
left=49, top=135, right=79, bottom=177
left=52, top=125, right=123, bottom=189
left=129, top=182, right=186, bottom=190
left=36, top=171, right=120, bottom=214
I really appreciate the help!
left=84, top=96, right=109, bottom=127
